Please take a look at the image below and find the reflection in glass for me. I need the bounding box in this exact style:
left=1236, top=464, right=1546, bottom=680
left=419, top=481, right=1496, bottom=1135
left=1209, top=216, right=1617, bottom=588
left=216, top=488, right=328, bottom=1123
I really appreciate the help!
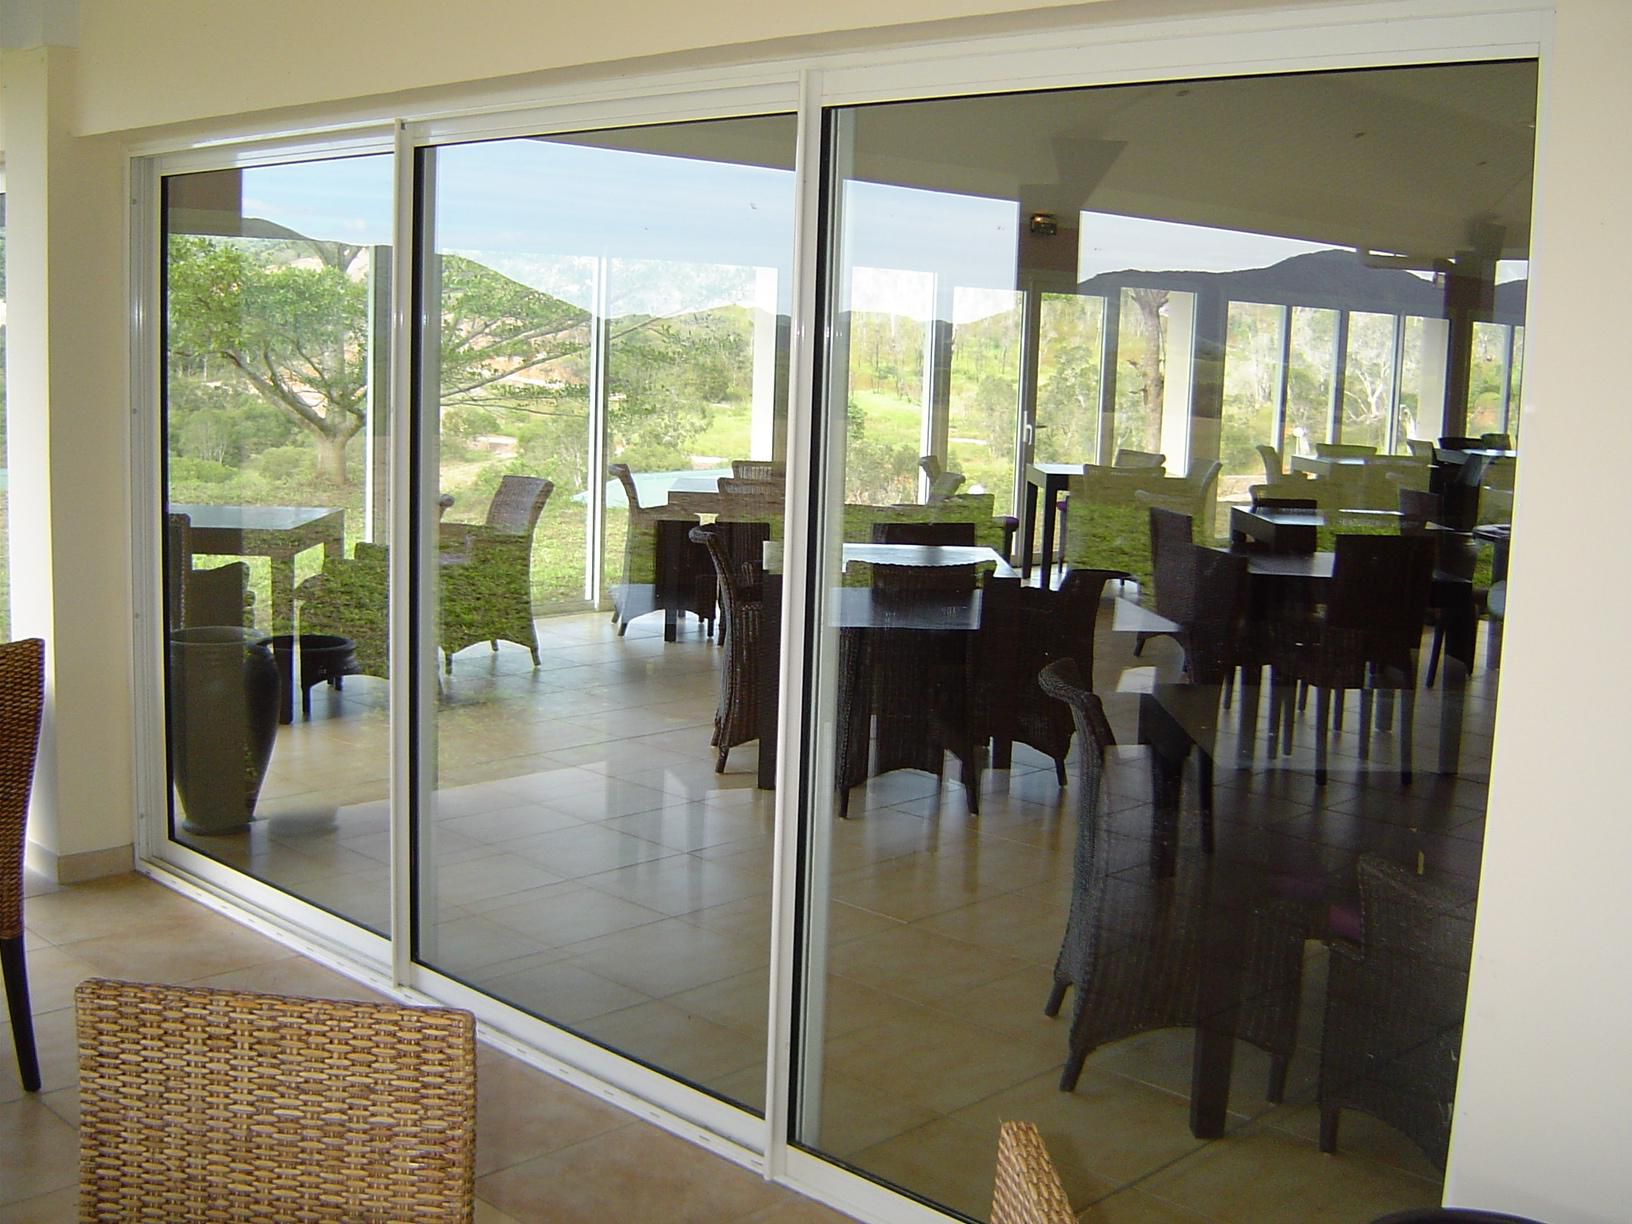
left=161, top=156, right=395, bottom=933
left=804, top=60, right=1533, bottom=1220
left=414, top=116, right=795, bottom=1114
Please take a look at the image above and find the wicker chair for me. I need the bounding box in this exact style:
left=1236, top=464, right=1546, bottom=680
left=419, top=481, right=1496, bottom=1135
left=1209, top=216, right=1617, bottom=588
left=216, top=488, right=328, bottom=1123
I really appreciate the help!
left=1319, top=855, right=1475, bottom=1172
left=1, top=637, right=46, bottom=1093
left=1256, top=443, right=1285, bottom=484
left=991, top=567, right=1125, bottom=786
left=1037, top=659, right=1305, bottom=1098
left=866, top=522, right=985, bottom=814
left=1113, top=448, right=1167, bottom=469
left=166, top=513, right=254, bottom=631
left=76, top=978, right=476, bottom=1221
left=440, top=475, right=553, bottom=670
left=1276, top=533, right=1435, bottom=785
left=730, top=459, right=786, bottom=483
left=991, top=1121, right=1073, bottom=1224
left=297, top=542, right=390, bottom=679
left=607, top=463, right=704, bottom=637
left=692, top=525, right=766, bottom=772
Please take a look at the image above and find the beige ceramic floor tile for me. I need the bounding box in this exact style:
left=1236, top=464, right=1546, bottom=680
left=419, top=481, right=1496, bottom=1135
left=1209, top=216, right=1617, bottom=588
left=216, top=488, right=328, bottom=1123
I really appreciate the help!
left=473, top=1055, right=631, bottom=1177
left=476, top=1122, right=782, bottom=1224
left=0, top=1094, right=81, bottom=1206
left=0, top=1185, right=80, bottom=1223
left=1136, top=1123, right=1441, bottom=1223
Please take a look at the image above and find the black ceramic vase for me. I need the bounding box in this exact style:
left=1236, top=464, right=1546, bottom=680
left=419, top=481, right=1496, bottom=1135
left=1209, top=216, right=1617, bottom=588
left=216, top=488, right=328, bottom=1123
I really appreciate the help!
left=168, top=626, right=279, bottom=835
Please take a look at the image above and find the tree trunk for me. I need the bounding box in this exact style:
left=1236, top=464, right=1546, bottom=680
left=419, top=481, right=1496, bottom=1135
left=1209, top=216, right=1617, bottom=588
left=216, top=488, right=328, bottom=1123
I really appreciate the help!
left=314, top=432, right=352, bottom=486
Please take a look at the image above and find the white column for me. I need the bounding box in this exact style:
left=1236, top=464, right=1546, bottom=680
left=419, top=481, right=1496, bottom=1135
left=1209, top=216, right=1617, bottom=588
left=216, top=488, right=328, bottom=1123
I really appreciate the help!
left=750, top=265, right=778, bottom=461
left=2, top=34, right=138, bottom=881
left=1159, top=290, right=1195, bottom=475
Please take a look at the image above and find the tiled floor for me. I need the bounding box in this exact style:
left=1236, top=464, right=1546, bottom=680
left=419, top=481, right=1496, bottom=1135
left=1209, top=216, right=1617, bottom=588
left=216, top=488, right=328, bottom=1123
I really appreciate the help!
left=1, top=871, right=851, bottom=1223
left=146, top=591, right=1496, bottom=1221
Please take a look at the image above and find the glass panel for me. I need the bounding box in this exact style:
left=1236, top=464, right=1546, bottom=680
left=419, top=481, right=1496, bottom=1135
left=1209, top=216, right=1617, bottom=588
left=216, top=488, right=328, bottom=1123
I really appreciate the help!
left=416, top=115, right=795, bottom=1114
left=946, top=287, right=1022, bottom=515
left=1284, top=306, right=1338, bottom=460
left=806, top=60, right=1534, bottom=1220
left=1467, top=321, right=1511, bottom=437
left=1508, top=324, right=1526, bottom=438
left=1034, top=292, right=1106, bottom=465
left=1221, top=300, right=1287, bottom=493
left=1396, top=315, right=1441, bottom=451
left=1340, top=310, right=1398, bottom=452
left=161, top=156, right=394, bottom=932
left=843, top=265, right=927, bottom=504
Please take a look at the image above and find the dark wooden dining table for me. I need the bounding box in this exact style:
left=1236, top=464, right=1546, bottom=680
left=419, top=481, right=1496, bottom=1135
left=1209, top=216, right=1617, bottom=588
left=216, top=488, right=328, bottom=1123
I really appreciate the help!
left=755, top=543, right=1017, bottom=789
left=1019, top=462, right=1088, bottom=588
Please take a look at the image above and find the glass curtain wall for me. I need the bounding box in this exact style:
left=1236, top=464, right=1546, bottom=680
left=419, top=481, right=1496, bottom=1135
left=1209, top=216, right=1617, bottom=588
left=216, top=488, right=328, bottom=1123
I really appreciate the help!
left=413, top=115, right=795, bottom=1111
left=800, top=60, right=1534, bottom=1220
left=160, top=156, right=396, bottom=932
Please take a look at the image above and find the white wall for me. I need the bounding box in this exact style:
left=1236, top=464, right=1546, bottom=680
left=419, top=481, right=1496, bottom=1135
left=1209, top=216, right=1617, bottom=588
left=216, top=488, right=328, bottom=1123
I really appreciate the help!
left=1446, top=0, right=1632, bottom=1217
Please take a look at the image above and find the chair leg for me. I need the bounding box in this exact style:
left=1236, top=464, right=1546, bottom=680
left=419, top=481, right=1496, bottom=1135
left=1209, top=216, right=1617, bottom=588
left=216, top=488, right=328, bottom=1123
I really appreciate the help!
left=1222, top=670, right=1234, bottom=711
left=2, top=936, right=41, bottom=1092
left=1400, top=685, right=1416, bottom=785
left=1054, top=758, right=1067, bottom=787
left=1044, top=979, right=1068, bottom=1017
left=1266, top=1054, right=1288, bottom=1105
left=715, top=746, right=729, bottom=773
left=1358, top=688, right=1373, bottom=761
left=1333, top=688, right=1344, bottom=732
left=1319, top=1104, right=1341, bottom=1154
left=1425, top=624, right=1445, bottom=688
left=1198, top=753, right=1215, bottom=854
left=1314, top=686, right=1331, bottom=785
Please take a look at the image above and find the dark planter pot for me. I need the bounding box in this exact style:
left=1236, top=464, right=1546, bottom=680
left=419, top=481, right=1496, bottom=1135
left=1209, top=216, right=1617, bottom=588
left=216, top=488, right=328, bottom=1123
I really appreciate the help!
left=168, top=626, right=279, bottom=835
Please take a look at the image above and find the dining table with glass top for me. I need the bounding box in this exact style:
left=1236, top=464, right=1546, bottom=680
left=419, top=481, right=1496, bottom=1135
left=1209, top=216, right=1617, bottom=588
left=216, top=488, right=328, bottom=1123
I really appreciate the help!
left=169, top=503, right=346, bottom=634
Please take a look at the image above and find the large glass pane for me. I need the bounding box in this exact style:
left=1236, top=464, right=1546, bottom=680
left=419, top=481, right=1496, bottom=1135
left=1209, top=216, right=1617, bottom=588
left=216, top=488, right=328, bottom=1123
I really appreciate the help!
left=1341, top=310, right=1398, bottom=452
left=946, top=287, right=1023, bottom=515
left=161, top=156, right=394, bottom=932
left=416, top=116, right=795, bottom=1113
left=805, top=60, right=1534, bottom=1220
left=1467, top=321, right=1512, bottom=437
left=1284, top=306, right=1338, bottom=460
left=1221, top=300, right=1287, bottom=493
left=1034, top=292, right=1106, bottom=465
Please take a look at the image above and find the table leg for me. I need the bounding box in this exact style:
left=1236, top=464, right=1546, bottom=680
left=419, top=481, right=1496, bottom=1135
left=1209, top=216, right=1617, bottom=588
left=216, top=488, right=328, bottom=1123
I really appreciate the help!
left=1039, top=478, right=1059, bottom=590
left=1437, top=588, right=1477, bottom=775
left=270, top=556, right=296, bottom=637
left=1021, top=477, right=1039, bottom=582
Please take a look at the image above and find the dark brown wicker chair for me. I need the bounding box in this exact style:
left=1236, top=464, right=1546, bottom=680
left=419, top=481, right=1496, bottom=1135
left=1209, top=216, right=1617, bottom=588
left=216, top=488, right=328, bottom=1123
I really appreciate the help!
left=1038, top=659, right=1305, bottom=1099
left=76, top=978, right=476, bottom=1221
left=991, top=567, right=1125, bottom=786
left=166, top=513, right=254, bottom=631
left=1278, top=533, right=1435, bottom=785
left=1319, top=855, right=1475, bottom=1172
left=1, top=637, right=46, bottom=1093
left=692, top=525, right=765, bottom=772
left=607, top=463, right=705, bottom=637
left=1133, top=506, right=1195, bottom=657
left=866, top=522, right=983, bottom=814
left=991, top=1120, right=1073, bottom=1224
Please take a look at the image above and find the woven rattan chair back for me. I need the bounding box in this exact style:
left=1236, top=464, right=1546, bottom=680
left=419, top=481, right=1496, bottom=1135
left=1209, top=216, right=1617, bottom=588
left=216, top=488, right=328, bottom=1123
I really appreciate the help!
left=1, top=637, right=45, bottom=943
left=731, top=459, right=785, bottom=482
left=2, top=637, right=47, bottom=1094
left=1318, top=855, right=1475, bottom=1171
left=76, top=978, right=477, bottom=1221
left=691, top=525, right=764, bottom=771
left=609, top=462, right=644, bottom=512
left=484, top=474, right=554, bottom=533
left=1113, top=448, right=1166, bottom=469
left=991, top=1120, right=1074, bottom=1224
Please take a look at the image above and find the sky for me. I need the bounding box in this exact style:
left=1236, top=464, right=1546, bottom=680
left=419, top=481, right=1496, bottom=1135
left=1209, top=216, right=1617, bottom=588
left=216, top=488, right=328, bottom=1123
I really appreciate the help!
left=225, top=142, right=1525, bottom=327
